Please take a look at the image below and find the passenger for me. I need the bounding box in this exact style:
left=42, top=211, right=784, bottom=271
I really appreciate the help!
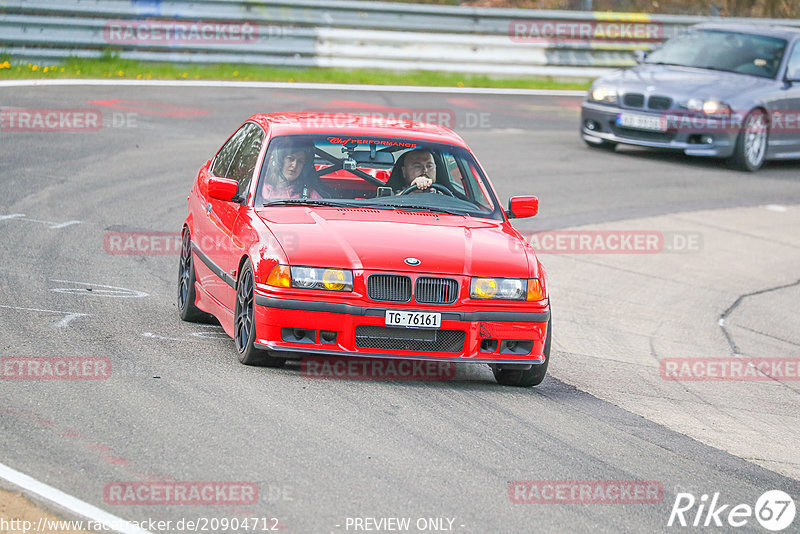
left=261, top=140, right=325, bottom=199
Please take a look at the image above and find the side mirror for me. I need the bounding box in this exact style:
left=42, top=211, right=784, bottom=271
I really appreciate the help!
left=506, top=196, right=538, bottom=219
left=633, top=49, right=648, bottom=64
left=786, top=69, right=800, bottom=83
left=208, top=176, right=239, bottom=202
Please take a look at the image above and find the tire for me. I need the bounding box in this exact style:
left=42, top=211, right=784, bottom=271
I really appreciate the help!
left=583, top=137, right=617, bottom=151
left=178, top=228, right=214, bottom=323
left=234, top=262, right=286, bottom=368
left=728, top=109, right=768, bottom=172
left=492, top=318, right=551, bottom=387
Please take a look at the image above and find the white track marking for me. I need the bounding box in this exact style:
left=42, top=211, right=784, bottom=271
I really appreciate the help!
left=0, top=78, right=585, bottom=96
left=141, top=332, right=193, bottom=342
left=48, top=220, right=82, bottom=229
left=50, top=280, right=149, bottom=299
left=0, top=304, right=89, bottom=328
left=0, top=461, right=154, bottom=534
left=765, top=204, right=788, bottom=212
left=0, top=213, right=82, bottom=228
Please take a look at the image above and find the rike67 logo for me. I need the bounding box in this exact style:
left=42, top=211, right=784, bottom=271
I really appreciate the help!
left=668, top=490, right=796, bottom=531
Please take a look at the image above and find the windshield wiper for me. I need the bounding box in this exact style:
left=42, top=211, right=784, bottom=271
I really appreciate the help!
left=646, top=61, right=687, bottom=67
left=261, top=199, right=346, bottom=208
left=379, top=204, right=467, bottom=216
left=700, top=65, right=737, bottom=74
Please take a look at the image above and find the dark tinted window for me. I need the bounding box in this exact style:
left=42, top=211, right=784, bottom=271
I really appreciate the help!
left=226, top=123, right=264, bottom=192
left=211, top=124, right=250, bottom=178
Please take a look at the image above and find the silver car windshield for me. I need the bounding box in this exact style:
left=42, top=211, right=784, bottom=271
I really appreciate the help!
left=645, top=30, right=787, bottom=79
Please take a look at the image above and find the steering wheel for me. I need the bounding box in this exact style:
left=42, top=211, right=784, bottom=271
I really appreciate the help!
left=399, top=183, right=454, bottom=197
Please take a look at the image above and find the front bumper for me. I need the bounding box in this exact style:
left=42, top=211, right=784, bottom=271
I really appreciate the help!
left=580, top=101, right=739, bottom=158
left=253, top=294, right=550, bottom=365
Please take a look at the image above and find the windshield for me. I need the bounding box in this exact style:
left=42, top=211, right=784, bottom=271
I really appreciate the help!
left=645, top=29, right=787, bottom=78
left=255, top=134, right=502, bottom=219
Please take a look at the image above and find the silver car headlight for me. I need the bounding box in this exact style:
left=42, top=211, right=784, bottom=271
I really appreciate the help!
left=683, top=98, right=731, bottom=116
left=589, top=86, right=618, bottom=105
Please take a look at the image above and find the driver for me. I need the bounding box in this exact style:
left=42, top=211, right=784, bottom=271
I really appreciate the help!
left=386, top=149, right=437, bottom=193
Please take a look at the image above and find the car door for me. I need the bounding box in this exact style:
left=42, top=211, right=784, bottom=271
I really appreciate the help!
left=777, top=40, right=800, bottom=155
left=194, top=122, right=264, bottom=312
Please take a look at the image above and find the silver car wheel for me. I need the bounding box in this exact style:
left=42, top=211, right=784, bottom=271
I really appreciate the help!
left=743, top=111, right=767, bottom=167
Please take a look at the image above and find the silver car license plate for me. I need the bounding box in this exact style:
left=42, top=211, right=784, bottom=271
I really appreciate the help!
left=617, top=112, right=667, bottom=132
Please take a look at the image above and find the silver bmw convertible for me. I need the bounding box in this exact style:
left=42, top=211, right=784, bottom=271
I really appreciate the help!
left=580, top=23, right=800, bottom=171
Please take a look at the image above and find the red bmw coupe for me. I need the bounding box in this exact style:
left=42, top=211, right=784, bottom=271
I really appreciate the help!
left=179, top=113, right=551, bottom=386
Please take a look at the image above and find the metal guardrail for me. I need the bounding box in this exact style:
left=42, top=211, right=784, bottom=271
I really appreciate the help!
left=2, top=0, right=800, bottom=77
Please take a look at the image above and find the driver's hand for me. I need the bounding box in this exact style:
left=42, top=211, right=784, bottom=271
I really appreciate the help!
left=410, top=175, right=433, bottom=190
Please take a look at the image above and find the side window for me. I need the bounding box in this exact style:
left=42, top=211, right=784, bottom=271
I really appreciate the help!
left=211, top=124, right=250, bottom=178
left=441, top=152, right=466, bottom=196
left=226, top=123, right=264, bottom=193
left=788, top=43, right=800, bottom=79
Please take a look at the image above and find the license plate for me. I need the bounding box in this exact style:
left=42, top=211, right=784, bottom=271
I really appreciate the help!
left=385, top=311, right=441, bottom=329
left=617, top=112, right=667, bottom=132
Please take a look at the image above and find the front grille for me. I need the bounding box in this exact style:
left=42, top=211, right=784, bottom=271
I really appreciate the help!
left=647, top=96, right=673, bottom=110
left=415, top=277, right=458, bottom=305
left=355, top=326, right=465, bottom=352
left=367, top=274, right=412, bottom=302
left=623, top=93, right=645, bottom=107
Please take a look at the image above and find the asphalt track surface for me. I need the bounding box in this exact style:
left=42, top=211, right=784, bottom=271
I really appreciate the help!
left=1, top=84, right=800, bottom=534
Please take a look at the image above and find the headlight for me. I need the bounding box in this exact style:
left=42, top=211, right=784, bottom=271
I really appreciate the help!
left=589, top=86, right=618, bottom=105
left=683, top=98, right=731, bottom=116
left=291, top=266, right=353, bottom=291
left=266, top=265, right=353, bottom=291
left=470, top=277, right=545, bottom=301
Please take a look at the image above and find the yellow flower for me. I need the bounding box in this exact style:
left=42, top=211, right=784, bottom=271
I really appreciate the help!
left=76, top=70, right=81, bottom=75
left=146, top=74, right=151, bottom=80
left=118, top=70, right=124, bottom=76
left=32, top=64, right=38, bottom=71
left=136, top=74, right=142, bottom=79
left=60, top=67, right=65, bottom=72
left=182, top=72, right=187, bottom=78
left=288, top=77, right=294, bottom=82
left=457, top=81, right=464, bottom=87
left=43, top=66, right=49, bottom=73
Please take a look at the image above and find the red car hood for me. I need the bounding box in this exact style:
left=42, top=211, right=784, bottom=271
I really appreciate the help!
left=255, top=207, right=531, bottom=277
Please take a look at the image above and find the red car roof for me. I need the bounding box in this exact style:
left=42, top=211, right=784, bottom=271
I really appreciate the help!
left=248, top=112, right=469, bottom=149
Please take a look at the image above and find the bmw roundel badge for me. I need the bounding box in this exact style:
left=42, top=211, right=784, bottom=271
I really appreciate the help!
left=404, top=257, right=421, bottom=266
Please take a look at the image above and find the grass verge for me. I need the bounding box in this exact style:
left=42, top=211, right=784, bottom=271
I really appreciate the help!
left=0, top=55, right=593, bottom=90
